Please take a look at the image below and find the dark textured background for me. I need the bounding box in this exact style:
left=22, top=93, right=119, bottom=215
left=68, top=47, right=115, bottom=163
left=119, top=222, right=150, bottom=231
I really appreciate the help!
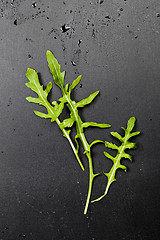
left=0, top=0, right=160, bottom=239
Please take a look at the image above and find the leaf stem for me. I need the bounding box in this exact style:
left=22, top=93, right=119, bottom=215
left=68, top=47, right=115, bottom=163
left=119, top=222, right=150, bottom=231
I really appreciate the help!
left=64, top=95, right=99, bottom=214
left=83, top=151, right=95, bottom=215
left=56, top=118, right=85, bottom=171
left=38, top=95, right=84, bottom=171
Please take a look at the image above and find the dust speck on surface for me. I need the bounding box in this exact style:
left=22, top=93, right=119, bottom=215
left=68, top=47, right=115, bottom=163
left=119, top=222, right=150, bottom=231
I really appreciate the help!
left=7, top=98, right=12, bottom=107
left=60, top=24, right=70, bottom=33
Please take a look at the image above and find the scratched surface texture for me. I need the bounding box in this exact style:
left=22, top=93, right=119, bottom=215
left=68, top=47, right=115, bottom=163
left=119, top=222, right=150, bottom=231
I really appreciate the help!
left=0, top=0, right=160, bottom=239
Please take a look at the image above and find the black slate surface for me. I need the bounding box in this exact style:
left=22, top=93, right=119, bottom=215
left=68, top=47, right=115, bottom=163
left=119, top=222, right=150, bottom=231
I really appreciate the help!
left=0, top=0, right=160, bottom=239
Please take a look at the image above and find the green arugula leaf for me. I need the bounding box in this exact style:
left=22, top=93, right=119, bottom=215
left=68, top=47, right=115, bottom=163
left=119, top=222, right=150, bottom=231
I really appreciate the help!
left=110, top=132, right=123, bottom=142
left=76, top=91, right=99, bottom=108
left=26, top=67, right=84, bottom=171
left=82, top=122, right=111, bottom=129
left=26, top=68, right=63, bottom=122
left=65, top=83, right=69, bottom=92
left=69, top=75, right=82, bottom=93
left=34, top=110, right=51, bottom=119
left=59, top=118, right=75, bottom=130
left=92, top=117, right=140, bottom=203
left=45, top=82, right=52, bottom=94
left=26, top=97, right=43, bottom=105
left=46, top=50, right=65, bottom=91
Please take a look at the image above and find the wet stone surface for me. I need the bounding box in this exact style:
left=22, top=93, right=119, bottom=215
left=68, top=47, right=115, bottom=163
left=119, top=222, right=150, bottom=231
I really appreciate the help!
left=0, top=0, right=160, bottom=239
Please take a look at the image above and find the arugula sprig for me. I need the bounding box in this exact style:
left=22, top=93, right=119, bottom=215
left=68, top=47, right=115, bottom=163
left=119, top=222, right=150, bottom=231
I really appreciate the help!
left=92, top=117, right=140, bottom=203
left=46, top=50, right=111, bottom=214
left=25, top=68, right=85, bottom=171
left=26, top=51, right=140, bottom=215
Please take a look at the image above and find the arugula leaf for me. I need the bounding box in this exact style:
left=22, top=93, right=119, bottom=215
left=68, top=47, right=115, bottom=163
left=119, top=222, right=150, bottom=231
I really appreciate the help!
left=59, top=118, right=75, bottom=130
left=69, top=75, right=82, bottom=93
left=92, top=117, right=140, bottom=203
left=26, top=68, right=84, bottom=171
left=26, top=68, right=63, bottom=121
left=46, top=50, right=65, bottom=91
left=82, top=122, right=111, bottom=129
left=76, top=91, right=99, bottom=108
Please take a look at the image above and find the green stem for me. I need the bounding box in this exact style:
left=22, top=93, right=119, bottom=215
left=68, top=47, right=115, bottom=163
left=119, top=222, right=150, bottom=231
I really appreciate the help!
left=91, top=180, right=109, bottom=203
left=43, top=99, right=84, bottom=171
left=63, top=90, right=99, bottom=213
left=56, top=118, right=85, bottom=171
left=83, top=151, right=95, bottom=215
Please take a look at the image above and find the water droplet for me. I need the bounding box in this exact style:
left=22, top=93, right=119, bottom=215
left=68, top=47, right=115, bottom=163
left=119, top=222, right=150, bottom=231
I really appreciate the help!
left=60, top=24, right=70, bottom=33
left=92, top=29, right=95, bottom=38
left=71, top=61, right=76, bottom=66
left=78, top=39, right=82, bottom=46
left=105, top=14, right=111, bottom=19
left=14, top=19, right=17, bottom=25
left=32, top=2, right=37, bottom=8
left=99, top=0, right=104, bottom=4
left=19, top=234, right=26, bottom=238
